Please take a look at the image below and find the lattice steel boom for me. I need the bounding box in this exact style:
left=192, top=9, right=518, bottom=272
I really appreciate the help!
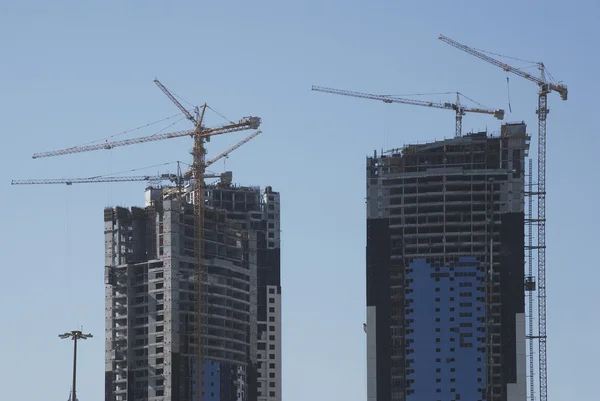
left=206, top=130, right=262, bottom=167
left=11, top=172, right=225, bottom=186
left=32, top=118, right=260, bottom=159
left=312, top=85, right=504, bottom=137
left=439, top=34, right=568, bottom=401
left=154, top=78, right=197, bottom=123
left=438, top=35, right=568, bottom=101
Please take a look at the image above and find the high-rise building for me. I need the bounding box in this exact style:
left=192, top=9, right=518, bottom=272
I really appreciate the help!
left=104, top=178, right=281, bottom=401
left=365, top=123, right=530, bottom=401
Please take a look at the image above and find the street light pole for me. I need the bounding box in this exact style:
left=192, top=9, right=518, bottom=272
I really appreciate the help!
left=59, top=330, right=93, bottom=401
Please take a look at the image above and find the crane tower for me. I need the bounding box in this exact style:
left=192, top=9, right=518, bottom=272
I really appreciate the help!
left=26, top=79, right=262, bottom=399
left=439, top=34, right=568, bottom=401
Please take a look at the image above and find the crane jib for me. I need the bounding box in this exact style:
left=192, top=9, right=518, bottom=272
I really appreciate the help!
left=312, top=84, right=502, bottom=137
left=31, top=117, right=261, bottom=159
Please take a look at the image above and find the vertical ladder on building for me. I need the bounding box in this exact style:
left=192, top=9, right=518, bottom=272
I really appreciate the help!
left=525, top=159, right=537, bottom=401
left=485, top=176, right=498, bottom=401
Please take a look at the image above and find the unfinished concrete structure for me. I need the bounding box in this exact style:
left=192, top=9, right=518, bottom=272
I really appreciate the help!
left=366, top=123, right=529, bottom=401
left=104, top=180, right=281, bottom=401
left=200, top=184, right=282, bottom=401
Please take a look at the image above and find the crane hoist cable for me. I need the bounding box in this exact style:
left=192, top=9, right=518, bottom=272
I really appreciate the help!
left=506, top=77, right=512, bottom=113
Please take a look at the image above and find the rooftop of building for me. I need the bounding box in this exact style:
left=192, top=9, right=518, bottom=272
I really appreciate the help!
left=372, top=121, right=531, bottom=160
left=141, top=176, right=277, bottom=207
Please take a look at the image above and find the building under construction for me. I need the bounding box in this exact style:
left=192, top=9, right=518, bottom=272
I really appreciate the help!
left=104, top=179, right=281, bottom=401
left=366, top=123, right=529, bottom=401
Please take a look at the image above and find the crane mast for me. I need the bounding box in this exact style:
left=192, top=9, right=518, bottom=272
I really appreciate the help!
left=439, top=34, right=568, bottom=401
left=193, top=103, right=208, bottom=382
left=312, top=85, right=504, bottom=137
left=536, top=86, right=549, bottom=401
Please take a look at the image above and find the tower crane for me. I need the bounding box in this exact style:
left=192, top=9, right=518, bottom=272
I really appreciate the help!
left=28, top=79, right=261, bottom=399
left=312, top=85, right=505, bottom=137
left=439, top=34, right=568, bottom=401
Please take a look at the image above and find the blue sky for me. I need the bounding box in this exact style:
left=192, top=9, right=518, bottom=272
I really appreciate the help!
left=1, top=1, right=597, bottom=400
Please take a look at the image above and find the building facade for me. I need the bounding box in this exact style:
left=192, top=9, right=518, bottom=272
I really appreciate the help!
left=366, top=123, right=529, bottom=401
left=202, top=184, right=282, bottom=401
left=104, top=179, right=281, bottom=401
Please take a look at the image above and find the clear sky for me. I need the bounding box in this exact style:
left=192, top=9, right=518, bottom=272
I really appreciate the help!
left=1, top=1, right=597, bottom=401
